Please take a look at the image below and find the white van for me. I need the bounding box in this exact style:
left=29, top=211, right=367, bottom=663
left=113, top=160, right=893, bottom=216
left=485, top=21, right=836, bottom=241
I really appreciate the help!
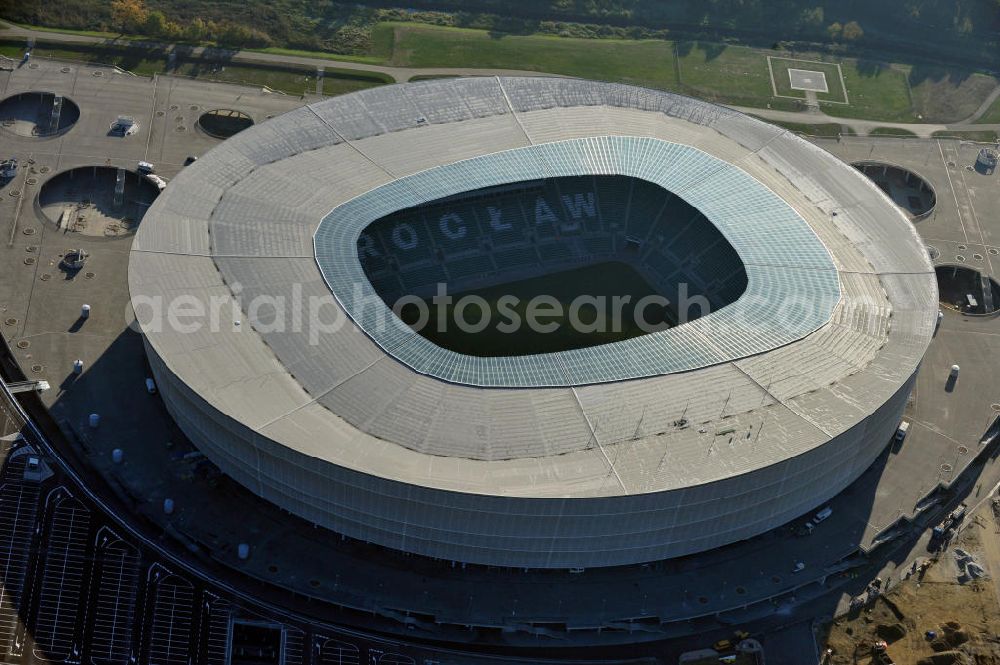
left=145, top=377, right=157, bottom=394
left=813, top=506, right=833, bottom=524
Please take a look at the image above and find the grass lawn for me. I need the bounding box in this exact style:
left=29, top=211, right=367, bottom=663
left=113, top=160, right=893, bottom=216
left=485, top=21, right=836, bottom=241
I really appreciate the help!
left=908, top=70, right=997, bottom=123
left=974, top=95, right=1000, bottom=124
left=869, top=127, right=919, bottom=136
left=251, top=46, right=386, bottom=66
left=407, top=74, right=459, bottom=82
left=174, top=61, right=386, bottom=96
left=386, top=22, right=678, bottom=90
left=674, top=42, right=772, bottom=106
left=931, top=129, right=999, bottom=142
left=822, top=61, right=913, bottom=122
left=749, top=117, right=848, bottom=137
left=398, top=261, right=674, bottom=356
left=322, top=70, right=390, bottom=95
left=173, top=61, right=318, bottom=95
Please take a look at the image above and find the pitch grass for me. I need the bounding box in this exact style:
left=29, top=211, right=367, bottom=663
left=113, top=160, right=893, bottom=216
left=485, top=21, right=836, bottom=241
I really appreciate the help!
left=397, top=261, right=677, bottom=357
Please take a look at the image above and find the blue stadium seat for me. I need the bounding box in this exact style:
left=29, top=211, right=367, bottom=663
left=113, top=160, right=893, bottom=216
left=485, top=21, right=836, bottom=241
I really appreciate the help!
left=651, top=196, right=697, bottom=241
left=695, top=239, right=742, bottom=278
left=493, top=244, right=540, bottom=269
left=447, top=253, right=498, bottom=280
left=595, top=176, right=631, bottom=231
left=663, top=214, right=713, bottom=262
left=368, top=272, right=403, bottom=301
left=549, top=176, right=597, bottom=235
left=357, top=229, right=393, bottom=275
left=375, top=210, right=436, bottom=268
left=625, top=180, right=670, bottom=240
left=528, top=189, right=561, bottom=239
left=717, top=270, right=749, bottom=305
left=481, top=197, right=530, bottom=247
left=424, top=202, right=484, bottom=254
left=537, top=241, right=575, bottom=263
left=583, top=235, right=614, bottom=256
left=400, top=263, right=448, bottom=291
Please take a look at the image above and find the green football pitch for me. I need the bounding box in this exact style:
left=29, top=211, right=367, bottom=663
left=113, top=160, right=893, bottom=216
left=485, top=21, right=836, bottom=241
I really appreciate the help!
left=396, top=261, right=678, bottom=357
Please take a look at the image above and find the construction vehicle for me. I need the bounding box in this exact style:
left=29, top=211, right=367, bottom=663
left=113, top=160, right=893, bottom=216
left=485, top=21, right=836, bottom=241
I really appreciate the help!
left=932, top=504, right=967, bottom=540
left=712, top=638, right=733, bottom=652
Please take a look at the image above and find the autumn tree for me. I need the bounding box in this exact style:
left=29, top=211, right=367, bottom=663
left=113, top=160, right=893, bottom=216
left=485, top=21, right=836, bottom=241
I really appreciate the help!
left=110, top=0, right=148, bottom=34
left=842, top=20, right=864, bottom=40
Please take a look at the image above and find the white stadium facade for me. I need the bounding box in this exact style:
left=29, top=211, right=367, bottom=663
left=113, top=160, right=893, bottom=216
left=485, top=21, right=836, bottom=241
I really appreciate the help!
left=128, top=77, right=936, bottom=569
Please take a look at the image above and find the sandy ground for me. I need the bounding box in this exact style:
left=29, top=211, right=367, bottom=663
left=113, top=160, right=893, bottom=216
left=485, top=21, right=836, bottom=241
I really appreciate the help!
left=823, top=502, right=1000, bottom=664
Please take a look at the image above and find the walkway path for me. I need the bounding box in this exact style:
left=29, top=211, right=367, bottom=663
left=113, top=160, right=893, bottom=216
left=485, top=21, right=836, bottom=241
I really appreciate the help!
left=733, top=103, right=1000, bottom=139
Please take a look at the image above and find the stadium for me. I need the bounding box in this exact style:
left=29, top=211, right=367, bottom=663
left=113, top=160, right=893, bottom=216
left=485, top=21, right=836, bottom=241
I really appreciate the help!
left=128, top=76, right=937, bottom=570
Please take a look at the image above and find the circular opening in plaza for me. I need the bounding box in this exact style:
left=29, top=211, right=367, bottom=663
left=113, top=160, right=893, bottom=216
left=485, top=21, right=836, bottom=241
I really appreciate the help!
left=37, top=166, right=161, bottom=237
left=197, top=109, right=254, bottom=139
left=936, top=264, right=1000, bottom=314
left=852, top=161, right=936, bottom=219
left=0, top=91, right=80, bottom=138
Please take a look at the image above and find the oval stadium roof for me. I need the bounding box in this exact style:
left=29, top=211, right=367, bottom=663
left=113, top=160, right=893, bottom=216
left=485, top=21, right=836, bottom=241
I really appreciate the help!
left=315, top=135, right=840, bottom=387
left=127, top=77, right=938, bottom=568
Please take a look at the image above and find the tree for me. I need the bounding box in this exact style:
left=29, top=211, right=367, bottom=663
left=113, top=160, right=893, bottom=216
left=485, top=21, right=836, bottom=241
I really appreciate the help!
left=826, top=21, right=842, bottom=40
left=842, top=20, right=864, bottom=40
left=185, top=17, right=207, bottom=42
left=143, top=10, right=168, bottom=38
left=800, top=6, right=824, bottom=28
left=110, top=0, right=148, bottom=34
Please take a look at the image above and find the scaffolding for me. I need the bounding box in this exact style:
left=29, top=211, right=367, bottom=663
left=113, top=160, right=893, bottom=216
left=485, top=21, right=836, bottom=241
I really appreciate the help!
left=114, top=168, right=126, bottom=208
